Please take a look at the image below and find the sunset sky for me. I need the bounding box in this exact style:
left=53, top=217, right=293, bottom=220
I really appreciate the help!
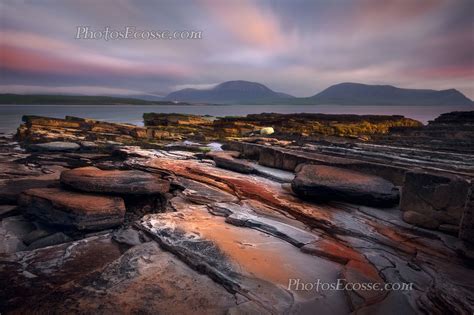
left=1, top=0, right=473, bottom=98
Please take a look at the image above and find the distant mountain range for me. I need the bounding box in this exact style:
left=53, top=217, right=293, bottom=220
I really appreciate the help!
left=1, top=81, right=472, bottom=106
left=164, top=81, right=472, bottom=106
left=165, top=80, right=294, bottom=104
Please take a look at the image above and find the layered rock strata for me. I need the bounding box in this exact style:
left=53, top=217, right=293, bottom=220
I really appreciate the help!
left=377, top=110, right=474, bottom=154
left=17, top=115, right=149, bottom=144
left=60, top=166, right=170, bottom=195
left=19, top=187, right=126, bottom=230
left=14, top=112, right=413, bottom=144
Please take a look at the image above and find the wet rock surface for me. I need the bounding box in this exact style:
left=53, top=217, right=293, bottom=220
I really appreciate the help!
left=132, top=154, right=472, bottom=313
left=1, top=112, right=474, bottom=314
left=292, top=164, right=399, bottom=207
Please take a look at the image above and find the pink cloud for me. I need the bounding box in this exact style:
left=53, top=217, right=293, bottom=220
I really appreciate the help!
left=201, top=0, right=286, bottom=49
left=407, top=65, right=474, bottom=79
left=353, top=0, right=444, bottom=27
left=0, top=31, right=192, bottom=78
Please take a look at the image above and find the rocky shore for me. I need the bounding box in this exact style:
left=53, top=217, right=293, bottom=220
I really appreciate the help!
left=1, top=111, right=473, bottom=314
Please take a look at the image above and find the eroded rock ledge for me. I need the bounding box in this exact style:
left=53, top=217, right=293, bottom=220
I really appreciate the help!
left=17, top=112, right=422, bottom=144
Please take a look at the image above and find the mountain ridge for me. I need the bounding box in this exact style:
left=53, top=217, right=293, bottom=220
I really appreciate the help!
left=1, top=81, right=472, bottom=106
left=165, top=81, right=472, bottom=106
left=165, top=80, right=294, bottom=104
left=307, top=82, right=472, bottom=106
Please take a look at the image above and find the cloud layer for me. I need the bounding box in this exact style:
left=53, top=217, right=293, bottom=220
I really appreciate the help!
left=1, top=0, right=473, bottom=98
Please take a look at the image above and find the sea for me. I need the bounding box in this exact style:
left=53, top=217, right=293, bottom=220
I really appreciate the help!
left=1, top=104, right=472, bottom=134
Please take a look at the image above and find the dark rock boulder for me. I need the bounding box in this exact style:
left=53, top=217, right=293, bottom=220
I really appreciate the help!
left=18, top=188, right=126, bottom=230
left=60, top=166, right=170, bottom=195
left=291, top=164, right=399, bottom=207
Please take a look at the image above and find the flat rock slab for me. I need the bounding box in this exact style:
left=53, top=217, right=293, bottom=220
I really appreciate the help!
left=175, top=177, right=238, bottom=204
left=60, top=166, right=170, bottom=195
left=208, top=202, right=318, bottom=247
left=0, top=234, right=123, bottom=312
left=19, top=187, right=125, bottom=230
left=0, top=165, right=65, bottom=205
left=292, top=164, right=399, bottom=207
left=138, top=208, right=349, bottom=314
left=0, top=235, right=254, bottom=313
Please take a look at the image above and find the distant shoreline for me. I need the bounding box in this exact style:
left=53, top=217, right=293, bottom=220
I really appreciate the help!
left=1, top=91, right=473, bottom=107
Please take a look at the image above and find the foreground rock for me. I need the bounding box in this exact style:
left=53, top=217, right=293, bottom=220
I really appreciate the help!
left=60, top=166, right=170, bottom=195
left=292, top=164, right=399, bottom=207
left=138, top=206, right=351, bottom=314
left=0, top=165, right=65, bottom=205
left=0, top=235, right=249, bottom=314
left=19, top=188, right=126, bottom=230
left=400, top=170, right=470, bottom=231
left=135, top=155, right=474, bottom=313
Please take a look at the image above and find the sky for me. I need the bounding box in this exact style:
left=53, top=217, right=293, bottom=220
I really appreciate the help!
left=0, top=0, right=473, bottom=98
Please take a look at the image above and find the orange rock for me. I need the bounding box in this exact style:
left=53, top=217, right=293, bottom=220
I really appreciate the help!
left=301, top=238, right=365, bottom=264
left=61, top=166, right=170, bottom=195
left=19, top=187, right=126, bottom=230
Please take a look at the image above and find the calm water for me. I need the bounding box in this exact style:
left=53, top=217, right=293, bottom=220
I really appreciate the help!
left=0, top=104, right=472, bottom=134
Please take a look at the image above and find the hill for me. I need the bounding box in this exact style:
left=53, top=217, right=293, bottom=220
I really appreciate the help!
left=306, top=82, right=473, bottom=106
left=165, top=80, right=294, bottom=104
